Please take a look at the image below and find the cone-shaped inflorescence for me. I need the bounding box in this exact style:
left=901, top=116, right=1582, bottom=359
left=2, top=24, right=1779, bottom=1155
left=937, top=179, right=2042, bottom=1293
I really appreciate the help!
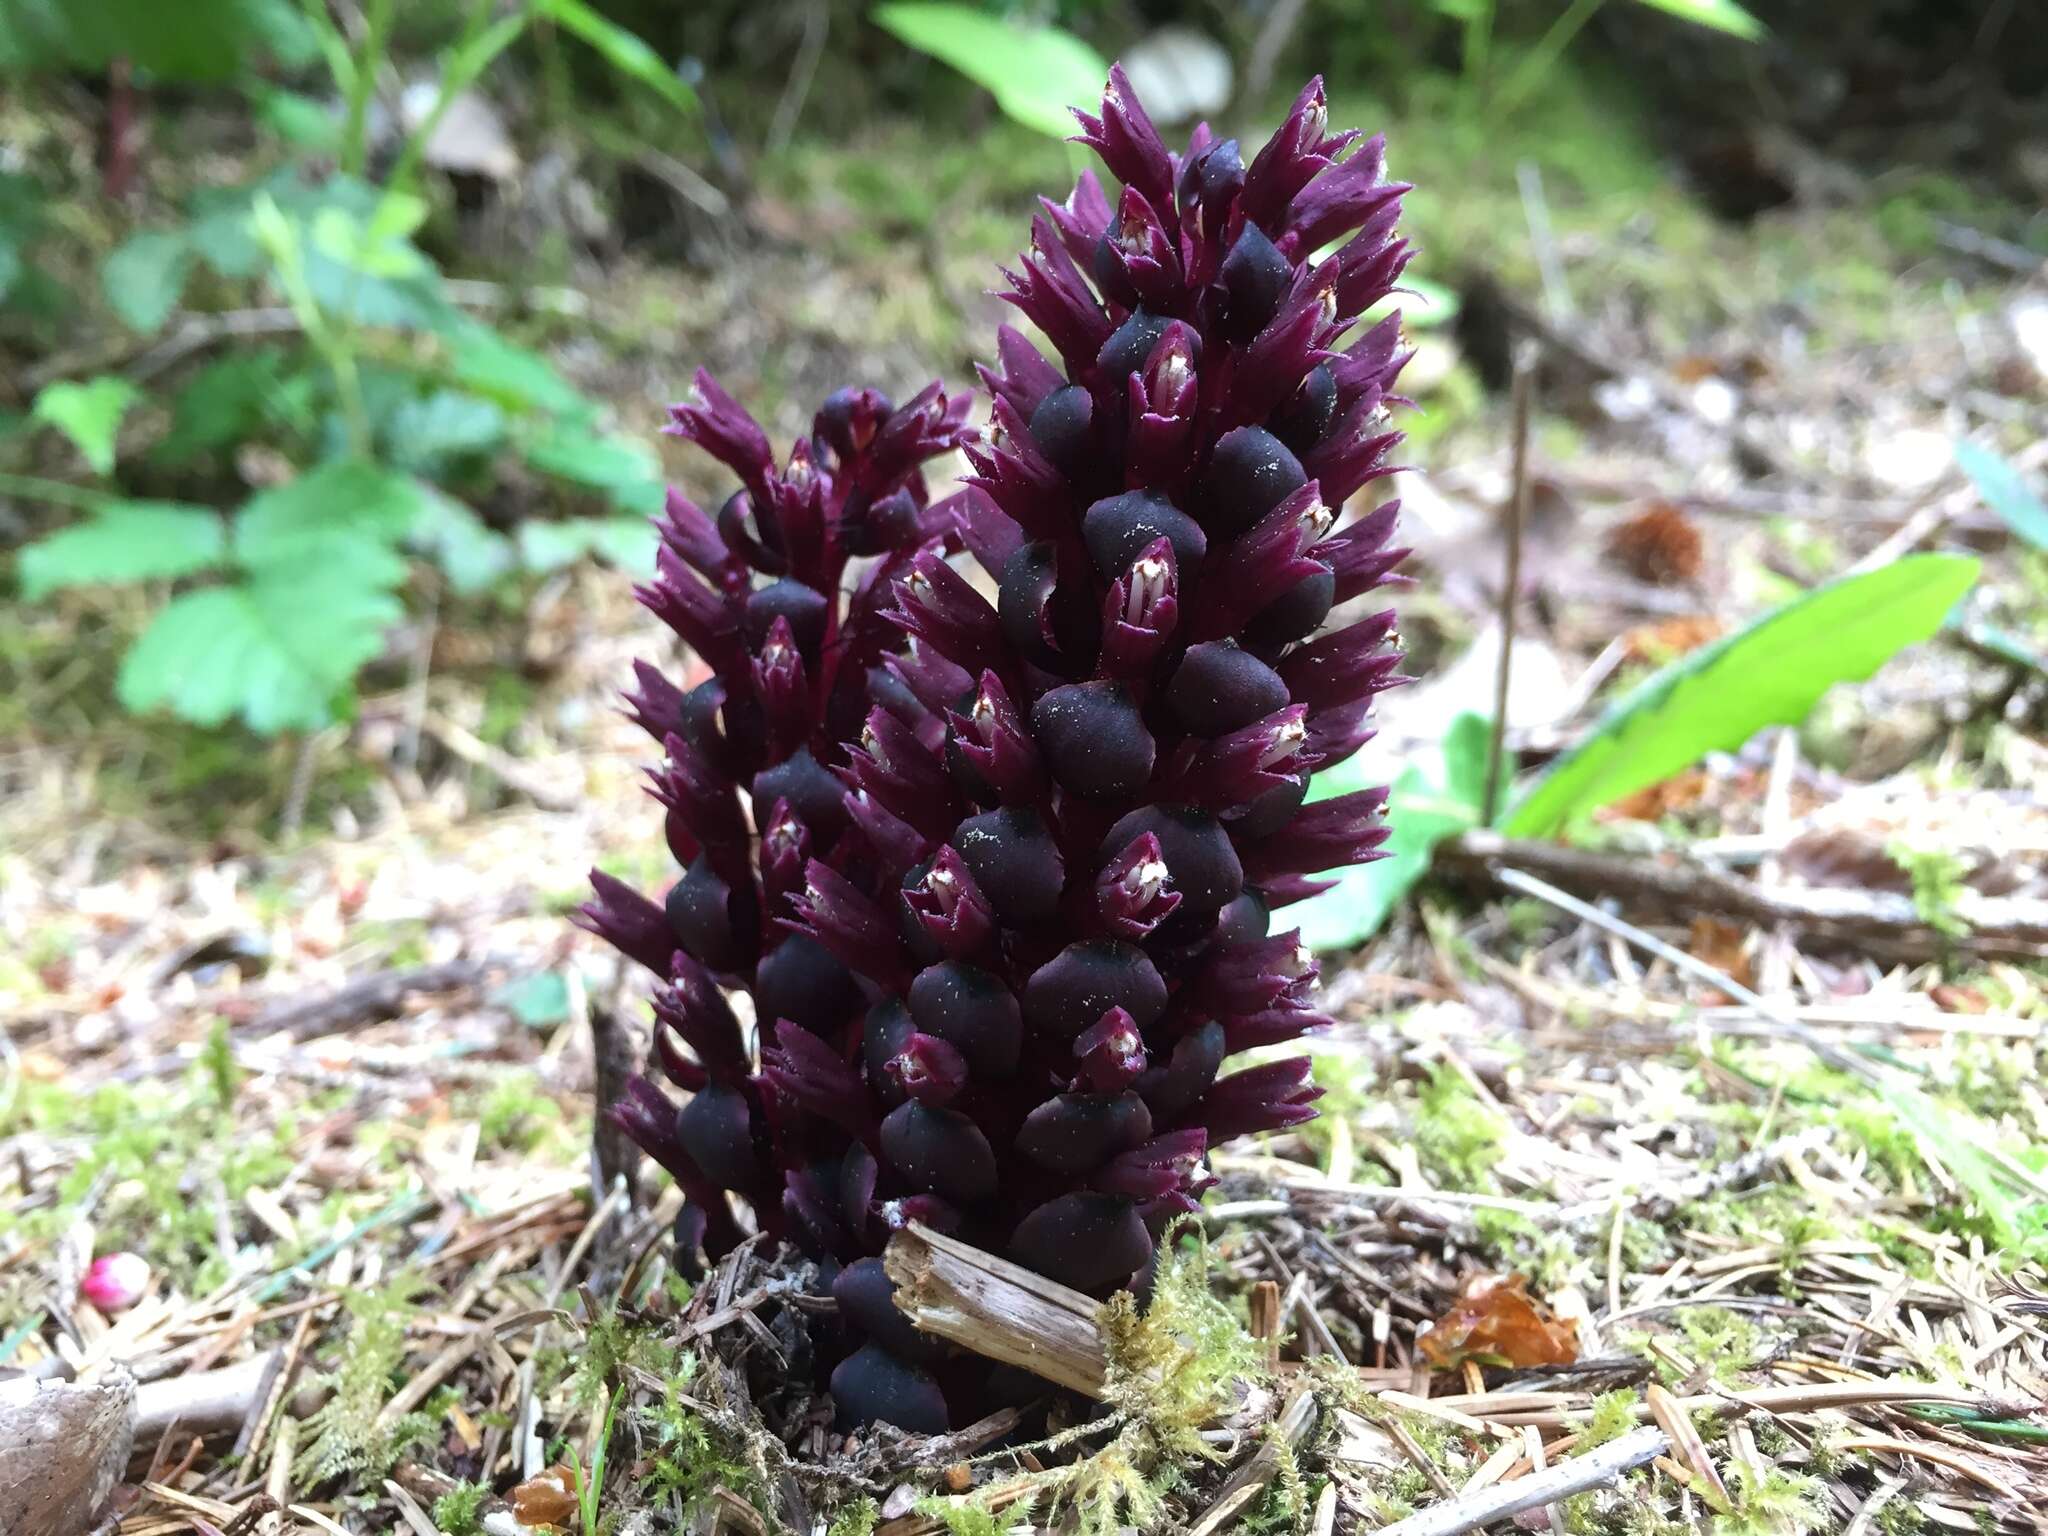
left=587, top=71, right=1410, bottom=1437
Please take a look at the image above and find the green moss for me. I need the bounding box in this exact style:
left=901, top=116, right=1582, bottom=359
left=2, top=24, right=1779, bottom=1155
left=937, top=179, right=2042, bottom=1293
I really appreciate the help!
left=298, top=1271, right=438, bottom=1486
left=474, top=1071, right=567, bottom=1154
left=1712, top=1463, right=1826, bottom=1536
left=1413, top=1064, right=1510, bottom=1194
left=432, top=1481, right=489, bottom=1536
left=826, top=1497, right=880, bottom=1536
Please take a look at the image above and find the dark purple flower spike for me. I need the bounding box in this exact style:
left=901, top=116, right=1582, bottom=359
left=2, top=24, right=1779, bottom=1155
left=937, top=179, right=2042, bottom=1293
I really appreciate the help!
left=586, top=70, right=1408, bottom=1438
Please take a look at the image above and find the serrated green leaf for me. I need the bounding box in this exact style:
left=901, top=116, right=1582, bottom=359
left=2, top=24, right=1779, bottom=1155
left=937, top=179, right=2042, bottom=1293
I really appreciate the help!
left=1506, top=554, right=1980, bottom=837
left=1628, top=0, right=1764, bottom=40
left=409, top=492, right=516, bottom=594
left=384, top=390, right=507, bottom=473
left=872, top=3, right=1108, bottom=140
left=1294, top=712, right=1493, bottom=951
left=518, top=517, right=658, bottom=574
left=102, top=230, right=194, bottom=334
left=118, top=553, right=403, bottom=733
left=535, top=0, right=695, bottom=116
left=19, top=502, right=227, bottom=598
left=234, top=459, right=438, bottom=566
left=1955, top=441, right=2048, bottom=553
left=32, top=376, right=141, bottom=476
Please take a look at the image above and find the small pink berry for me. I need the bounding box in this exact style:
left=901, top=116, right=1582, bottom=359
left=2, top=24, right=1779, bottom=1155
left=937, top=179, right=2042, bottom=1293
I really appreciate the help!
left=82, top=1252, right=151, bottom=1312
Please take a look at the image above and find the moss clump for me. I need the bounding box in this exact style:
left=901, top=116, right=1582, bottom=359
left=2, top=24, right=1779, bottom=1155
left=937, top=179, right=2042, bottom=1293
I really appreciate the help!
left=298, top=1272, right=440, bottom=1486
left=432, top=1481, right=489, bottom=1536
left=1413, top=1065, right=1510, bottom=1193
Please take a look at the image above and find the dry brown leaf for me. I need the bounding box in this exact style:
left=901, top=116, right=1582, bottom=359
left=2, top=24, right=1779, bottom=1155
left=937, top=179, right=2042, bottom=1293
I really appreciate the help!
left=1605, top=501, right=1706, bottom=586
left=1417, top=1274, right=1579, bottom=1370
left=1620, top=616, right=1723, bottom=665
left=1603, top=769, right=1712, bottom=823
left=509, top=1463, right=581, bottom=1529
left=1687, top=917, right=1754, bottom=989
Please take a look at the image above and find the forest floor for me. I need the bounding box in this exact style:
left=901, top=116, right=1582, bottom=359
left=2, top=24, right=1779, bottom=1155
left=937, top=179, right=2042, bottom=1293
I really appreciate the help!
left=5, top=74, right=2048, bottom=1536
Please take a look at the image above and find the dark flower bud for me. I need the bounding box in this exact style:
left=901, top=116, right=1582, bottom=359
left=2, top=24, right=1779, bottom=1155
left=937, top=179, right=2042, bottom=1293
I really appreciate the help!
left=649, top=734, right=748, bottom=851
left=908, top=960, right=1023, bottom=1077
left=814, top=385, right=892, bottom=465
left=1029, top=383, right=1097, bottom=479
left=1231, top=773, right=1310, bottom=839
left=1270, top=362, right=1339, bottom=453
left=1137, top=1019, right=1226, bottom=1120
left=784, top=1161, right=855, bottom=1258
left=668, top=368, right=774, bottom=484
left=1218, top=222, right=1293, bottom=341
left=653, top=1022, right=709, bottom=1093
left=1023, top=941, right=1167, bottom=1039
left=1097, top=1128, right=1209, bottom=1201
left=888, top=1032, right=970, bottom=1106
left=622, top=658, right=689, bottom=745
left=1017, top=1091, right=1153, bottom=1175
left=1100, top=805, right=1243, bottom=924
left=1278, top=608, right=1401, bottom=709
left=755, top=933, right=861, bottom=1037
left=744, top=577, right=830, bottom=661
left=1242, top=562, right=1335, bottom=650
left=831, top=1343, right=949, bottom=1435
left=1205, top=426, right=1308, bottom=539
left=1096, top=309, right=1174, bottom=383
left=1177, top=135, right=1244, bottom=219
left=999, top=540, right=1095, bottom=675
left=1074, top=1007, right=1148, bottom=1092
left=892, top=547, right=1008, bottom=677
left=900, top=845, right=998, bottom=960
left=1167, top=641, right=1290, bottom=737
left=833, top=1257, right=940, bottom=1364
left=575, top=870, right=676, bottom=977
left=1008, top=1193, right=1151, bottom=1293
left=791, top=859, right=907, bottom=989
left=1194, top=1056, right=1322, bottom=1140
left=1090, top=231, right=1140, bottom=310
left=676, top=1083, right=758, bottom=1192
left=1240, top=787, right=1391, bottom=879
left=1082, top=491, right=1207, bottom=584
left=952, top=807, right=1065, bottom=925
left=763, top=1020, right=872, bottom=1138
left=752, top=746, right=850, bottom=846
left=1173, top=705, right=1310, bottom=816
left=945, top=671, right=1045, bottom=804
left=841, top=485, right=923, bottom=556
left=863, top=997, right=915, bottom=1106
left=1095, top=832, right=1182, bottom=939
left=880, top=1100, right=998, bottom=1202
left=665, top=854, right=758, bottom=973
left=750, top=616, right=811, bottom=757
left=1214, top=888, right=1273, bottom=947
left=1030, top=681, right=1155, bottom=801
left=844, top=788, right=931, bottom=882
left=1098, top=539, right=1181, bottom=677
left=840, top=1141, right=880, bottom=1236
left=1200, top=930, right=1317, bottom=1015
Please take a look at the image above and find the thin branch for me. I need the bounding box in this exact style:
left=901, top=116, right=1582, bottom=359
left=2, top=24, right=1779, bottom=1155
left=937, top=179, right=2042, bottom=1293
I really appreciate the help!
left=1369, top=1428, right=1670, bottom=1536
left=1483, top=342, right=1537, bottom=826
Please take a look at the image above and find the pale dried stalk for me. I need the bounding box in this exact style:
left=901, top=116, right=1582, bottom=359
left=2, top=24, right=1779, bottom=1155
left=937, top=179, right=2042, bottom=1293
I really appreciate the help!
left=882, top=1225, right=1108, bottom=1398
left=1367, top=1427, right=1670, bottom=1536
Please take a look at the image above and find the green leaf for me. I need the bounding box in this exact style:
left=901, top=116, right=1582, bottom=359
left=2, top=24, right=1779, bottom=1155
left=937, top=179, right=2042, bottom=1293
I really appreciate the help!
left=32, top=376, right=141, bottom=476
left=1955, top=441, right=2048, bottom=553
left=102, top=230, right=193, bottom=334
left=1293, top=713, right=1493, bottom=951
left=534, top=0, right=695, bottom=116
left=492, top=970, right=572, bottom=1028
left=409, top=492, right=516, bottom=594
left=234, top=459, right=438, bottom=566
left=1505, top=554, right=1980, bottom=837
left=384, top=390, right=507, bottom=473
left=518, top=517, right=658, bottom=575
left=253, top=86, right=341, bottom=150
left=872, top=3, right=1108, bottom=140
left=447, top=325, right=592, bottom=416
left=157, top=348, right=294, bottom=466
left=521, top=421, right=661, bottom=491
left=1627, top=0, right=1765, bottom=39
left=118, top=547, right=403, bottom=733
left=19, top=502, right=226, bottom=598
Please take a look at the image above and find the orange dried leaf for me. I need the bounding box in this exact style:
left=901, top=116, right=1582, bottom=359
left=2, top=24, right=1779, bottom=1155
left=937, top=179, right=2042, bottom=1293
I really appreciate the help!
left=1418, top=1273, right=1579, bottom=1370
left=1687, top=916, right=1753, bottom=989
left=1606, top=501, right=1705, bottom=586
left=1621, top=616, right=1723, bottom=665
left=510, top=1463, right=582, bottom=1529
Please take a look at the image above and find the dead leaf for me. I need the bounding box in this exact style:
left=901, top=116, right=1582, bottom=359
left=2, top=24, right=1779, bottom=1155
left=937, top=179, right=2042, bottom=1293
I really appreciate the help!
left=1605, top=500, right=1705, bottom=586
left=1687, top=917, right=1754, bottom=989
left=1417, top=1274, right=1579, bottom=1370
left=509, top=1463, right=581, bottom=1529
left=1620, top=616, right=1723, bottom=665
left=1603, top=769, right=1712, bottom=823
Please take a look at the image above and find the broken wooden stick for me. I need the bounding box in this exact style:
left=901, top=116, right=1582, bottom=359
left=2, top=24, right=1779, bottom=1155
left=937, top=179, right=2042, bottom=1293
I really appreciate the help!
left=1442, top=830, right=2048, bottom=961
left=882, top=1224, right=1108, bottom=1398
